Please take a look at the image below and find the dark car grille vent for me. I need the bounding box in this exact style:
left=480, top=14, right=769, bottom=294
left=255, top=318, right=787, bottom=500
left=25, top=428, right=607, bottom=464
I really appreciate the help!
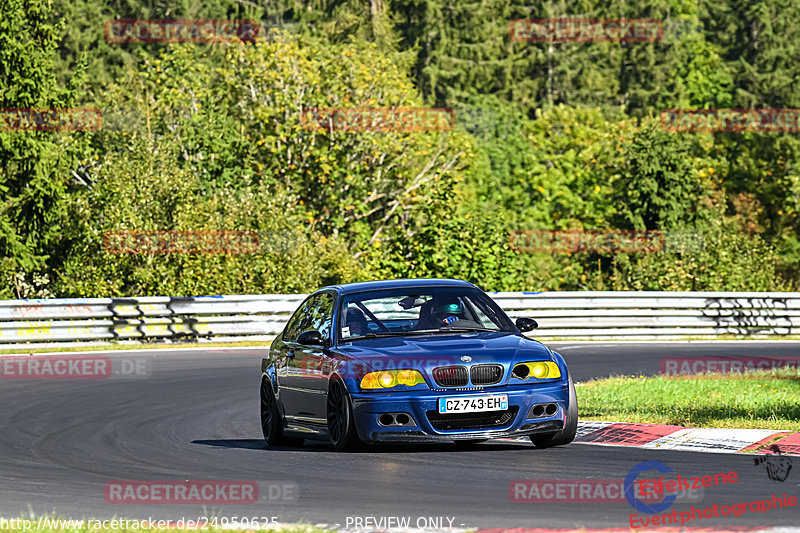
left=426, top=406, right=519, bottom=431
left=470, top=364, right=503, bottom=385
left=432, top=365, right=468, bottom=387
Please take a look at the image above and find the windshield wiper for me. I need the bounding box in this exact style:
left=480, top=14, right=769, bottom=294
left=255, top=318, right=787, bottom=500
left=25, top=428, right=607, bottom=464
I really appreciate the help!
left=344, top=331, right=410, bottom=341
left=359, top=331, right=403, bottom=339
left=344, top=329, right=451, bottom=341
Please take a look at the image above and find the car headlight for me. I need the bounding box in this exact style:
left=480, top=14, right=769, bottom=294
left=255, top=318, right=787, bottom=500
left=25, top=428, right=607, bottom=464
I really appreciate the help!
left=511, top=361, right=561, bottom=380
left=360, top=369, right=427, bottom=390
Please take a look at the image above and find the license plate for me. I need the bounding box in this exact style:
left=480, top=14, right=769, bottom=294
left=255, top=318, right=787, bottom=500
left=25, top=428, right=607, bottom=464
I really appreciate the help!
left=438, top=394, right=508, bottom=414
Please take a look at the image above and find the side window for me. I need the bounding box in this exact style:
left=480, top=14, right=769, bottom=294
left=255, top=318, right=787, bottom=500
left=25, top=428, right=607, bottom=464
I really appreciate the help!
left=283, top=296, right=317, bottom=341
left=307, top=292, right=335, bottom=342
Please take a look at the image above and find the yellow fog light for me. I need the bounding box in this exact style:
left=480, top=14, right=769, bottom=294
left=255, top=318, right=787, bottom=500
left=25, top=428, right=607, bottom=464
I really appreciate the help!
left=361, top=370, right=426, bottom=390
left=512, top=361, right=561, bottom=380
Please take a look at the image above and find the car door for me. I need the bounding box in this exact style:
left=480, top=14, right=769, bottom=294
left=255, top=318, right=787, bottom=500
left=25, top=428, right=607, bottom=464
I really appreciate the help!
left=275, top=294, right=318, bottom=420
left=289, top=291, right=336, bottom=421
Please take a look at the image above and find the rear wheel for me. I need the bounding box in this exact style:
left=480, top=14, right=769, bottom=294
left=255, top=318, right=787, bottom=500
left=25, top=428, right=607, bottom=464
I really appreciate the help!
left=327, top=379, right=362, bottom=452
left=530, top=375, right=578, bottom=448
left=260, top=379, right=304, bottom=447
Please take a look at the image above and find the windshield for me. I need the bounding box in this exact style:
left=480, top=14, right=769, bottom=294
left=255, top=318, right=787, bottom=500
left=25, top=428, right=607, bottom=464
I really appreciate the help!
left=338, top=286, right=515, bottom=341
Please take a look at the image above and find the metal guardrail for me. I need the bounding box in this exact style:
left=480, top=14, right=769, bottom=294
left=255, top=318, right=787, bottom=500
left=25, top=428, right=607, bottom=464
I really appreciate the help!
left=0, top=295, right=305, bottom=346
left=0, top=291, right=798, bottom=347
left=497, top=291, right=800, bottom=339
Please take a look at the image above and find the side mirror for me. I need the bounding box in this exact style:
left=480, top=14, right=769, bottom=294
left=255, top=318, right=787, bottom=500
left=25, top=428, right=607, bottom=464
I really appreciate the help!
left=297, top=329, right=327, bottom=346
left=516, top=317, right=538, bottom=333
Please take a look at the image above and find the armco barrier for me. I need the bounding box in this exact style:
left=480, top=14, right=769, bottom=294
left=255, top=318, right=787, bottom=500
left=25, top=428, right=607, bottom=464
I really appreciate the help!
left=0, top=291, right=798, bottom=347
left=497, top=291, right=800, bottom=339
left=0, top=295, right=305, bottom=346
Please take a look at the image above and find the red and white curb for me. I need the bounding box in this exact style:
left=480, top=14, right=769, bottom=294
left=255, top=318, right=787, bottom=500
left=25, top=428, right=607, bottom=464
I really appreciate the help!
left=572, top=421, right=800, bottom=456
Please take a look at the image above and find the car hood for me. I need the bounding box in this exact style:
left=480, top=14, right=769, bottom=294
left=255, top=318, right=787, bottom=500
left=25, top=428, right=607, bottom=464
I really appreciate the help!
left=336, top=331, right=553, bottom=370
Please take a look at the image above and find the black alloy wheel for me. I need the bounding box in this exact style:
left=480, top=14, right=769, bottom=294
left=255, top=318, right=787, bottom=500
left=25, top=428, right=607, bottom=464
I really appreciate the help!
left=327, top=379, right=361, bottom=452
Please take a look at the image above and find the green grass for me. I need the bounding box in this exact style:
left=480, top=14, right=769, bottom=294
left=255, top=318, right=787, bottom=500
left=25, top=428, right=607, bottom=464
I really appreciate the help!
left=577, top=368, right=800, bottom=430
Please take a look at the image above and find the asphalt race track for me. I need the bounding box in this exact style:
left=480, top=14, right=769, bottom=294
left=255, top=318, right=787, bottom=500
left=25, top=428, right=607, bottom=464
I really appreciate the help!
left=1, top=342, right=799, bottom=529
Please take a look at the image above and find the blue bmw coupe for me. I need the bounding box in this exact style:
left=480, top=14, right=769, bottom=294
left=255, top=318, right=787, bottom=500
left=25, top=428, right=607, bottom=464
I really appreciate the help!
left=260, top=278, right=577, bottom=451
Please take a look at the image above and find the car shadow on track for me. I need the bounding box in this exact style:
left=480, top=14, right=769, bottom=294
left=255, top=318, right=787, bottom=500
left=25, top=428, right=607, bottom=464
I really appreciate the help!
left=193, top=439, right=269, bottom=450
left=192, top=439, right=532, bottom=453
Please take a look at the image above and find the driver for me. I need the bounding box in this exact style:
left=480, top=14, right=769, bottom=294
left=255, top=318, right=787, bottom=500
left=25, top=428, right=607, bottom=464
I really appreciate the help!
left=418, top=295, right=464, bottom=329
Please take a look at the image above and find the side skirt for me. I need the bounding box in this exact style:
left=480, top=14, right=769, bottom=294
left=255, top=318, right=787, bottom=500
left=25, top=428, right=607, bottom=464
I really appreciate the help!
left=283, top=415, right=329, bottom=440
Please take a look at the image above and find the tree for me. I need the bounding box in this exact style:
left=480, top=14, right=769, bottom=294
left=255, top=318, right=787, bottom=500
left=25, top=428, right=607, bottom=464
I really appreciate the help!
left=54, top=34, right=472, bottom=296
left=613, top=117, right=715, bottom=230
left=0, top=0, right=86, bottom=297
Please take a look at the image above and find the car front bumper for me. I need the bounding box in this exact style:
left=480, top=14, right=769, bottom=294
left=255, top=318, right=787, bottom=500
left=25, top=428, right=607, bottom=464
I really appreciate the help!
left=350, top=380, right=570, bottom=443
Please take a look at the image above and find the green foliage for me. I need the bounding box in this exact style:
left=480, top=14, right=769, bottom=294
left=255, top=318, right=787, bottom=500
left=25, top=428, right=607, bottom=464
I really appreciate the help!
left=51, top=0, right=265, bottom=89
left=0, top=0, right=86, bottom=297
left=613, top=117, right=715, bottom=230
left=517, top=105, right=631, bottom=229
left=1, top=0, right=799, bottom=297
left=611, top=212, right=790, bottom=291
left=53, top=35, right=469, bottom=296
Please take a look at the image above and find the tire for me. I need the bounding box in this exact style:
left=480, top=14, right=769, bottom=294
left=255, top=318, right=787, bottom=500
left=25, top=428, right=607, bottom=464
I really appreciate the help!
left=326, top=379, right=362, bottom=452
left=260, top=378, right=304, bottom=447
left=530, top=375, right=578, bottom=448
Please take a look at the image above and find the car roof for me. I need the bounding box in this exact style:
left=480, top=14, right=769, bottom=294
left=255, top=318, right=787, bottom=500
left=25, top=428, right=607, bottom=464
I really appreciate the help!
left=325, top=278, right=476, bottom=296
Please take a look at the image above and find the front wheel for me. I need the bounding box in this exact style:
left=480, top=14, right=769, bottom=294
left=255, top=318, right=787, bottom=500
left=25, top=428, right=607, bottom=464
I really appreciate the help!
left=530, top=375, right=578, bottom=448
left=327, top=379, right=362, bottom=452
left=261, top=379, right=304, bottom=447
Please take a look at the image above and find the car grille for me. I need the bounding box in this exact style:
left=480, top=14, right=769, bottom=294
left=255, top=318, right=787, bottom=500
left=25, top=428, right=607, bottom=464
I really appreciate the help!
left=426, top=406, right=519, bottom=431
left=470, top=364, right=503, bottom=385
left=432, top=365, right=468, bottom=387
